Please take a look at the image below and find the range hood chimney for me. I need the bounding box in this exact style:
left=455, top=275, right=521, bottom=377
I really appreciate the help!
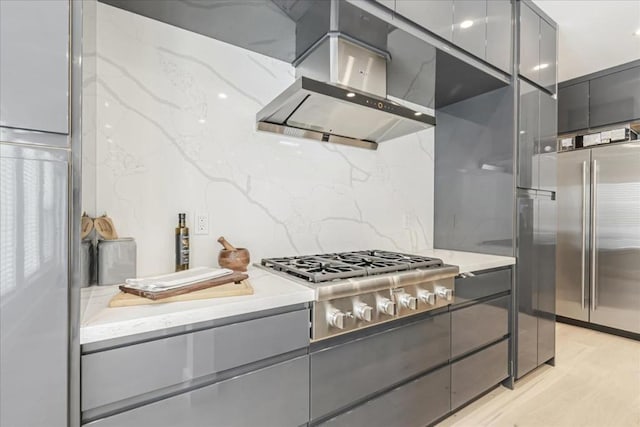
left=257, top=33, right=435, bottom=150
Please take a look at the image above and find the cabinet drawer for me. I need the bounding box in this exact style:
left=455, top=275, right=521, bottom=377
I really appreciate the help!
left=311, top=312, right=450, bottom=421
left=451, top=339, right=509, bottom=409
left=82, top=309, right=309, bottom=411
left=452, top=295, right=509, bottom=358
left=86, top=355, right=309, bottom=427
left=321, top=365, right=450, bottom=427
left=454, top=268, right=511, bottom=304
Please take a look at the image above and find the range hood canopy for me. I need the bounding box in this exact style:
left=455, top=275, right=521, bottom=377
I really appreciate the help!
left=257, top=35, right=435, bottom=150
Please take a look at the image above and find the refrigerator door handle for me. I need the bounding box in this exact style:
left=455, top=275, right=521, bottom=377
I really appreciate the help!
left=581, top=161, right=587, bottom=310
left=591, top=159, right=598, bottom=311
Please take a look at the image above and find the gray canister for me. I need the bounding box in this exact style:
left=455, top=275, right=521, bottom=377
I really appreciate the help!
left=80, top=240, right=94, bottom=286
left=97, top=238, right=137, bottom=285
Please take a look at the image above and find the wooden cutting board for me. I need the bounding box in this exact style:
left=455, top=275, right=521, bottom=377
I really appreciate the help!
left=109, top=280, right=254, bottom=307
left=118, top=271, right=248, bottom=300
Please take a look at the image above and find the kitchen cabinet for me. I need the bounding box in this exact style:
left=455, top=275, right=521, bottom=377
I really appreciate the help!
left=519, top=2, right=557, bottom=92
left=518, top=79, right=557, bottom=192
left=453, top=0, right=487, bottom=60
left=395, top=0, right=454, bottom=41
left=0, top=0, right=69, bottom=136
left=87, top=356, right=310, bottom=427
left=451, top=295, right=509, bottom=358
left=589, top=66, right=640, bottom=128
left=454, top=268, right=512, bottom=305
left=486, top=0, right=513, bottom=73
left=558, top=82, right=589, bottom=133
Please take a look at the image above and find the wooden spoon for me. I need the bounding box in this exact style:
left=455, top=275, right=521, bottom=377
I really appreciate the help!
left=217, top=236, right=236, bottom=251
left=94, top=214, right=119, bottom=240
left=81, top=212, right=93, bottom=240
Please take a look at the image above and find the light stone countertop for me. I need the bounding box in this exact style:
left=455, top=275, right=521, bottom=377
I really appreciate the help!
left=80, top=250, right=514, bottom=345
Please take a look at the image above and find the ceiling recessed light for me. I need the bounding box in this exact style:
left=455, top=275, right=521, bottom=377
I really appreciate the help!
left=414, top=112, right=423, bottom=116
left=634, top=28, right=640, bottom=36
left=198, top=118, right=206, bottom=124
left=519, top=130, right=525, bottom=134
left=218, top=93, right=228, bottom=99
left=533, top=63, right=549, bottom=71
left=460, top=20, right=473, bottom=29
left=346, top=92, right=356, bottom=98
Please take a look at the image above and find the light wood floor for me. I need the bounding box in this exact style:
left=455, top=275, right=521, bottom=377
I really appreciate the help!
left=437, top=323, right=640, bottom=427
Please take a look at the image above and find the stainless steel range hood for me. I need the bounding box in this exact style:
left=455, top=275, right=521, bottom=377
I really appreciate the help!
left=257, top=36, right=435, bottom=150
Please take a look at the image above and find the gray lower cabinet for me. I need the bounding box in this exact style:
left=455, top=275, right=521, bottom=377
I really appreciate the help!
left=451, top=339, right=509, bottom=410
left=589, top=66, right=640, bottom=128
left=451, top=295, right=509, bottom=358
left=320, top=365, right=451, bottom=427
left=82, top=309, right=310, bottom=412
left=0, top=0, right=69, bottom=135
left=86, top=355, right=309, bottom=427
left=310, top=312, right=450, bottom=421
left=395, top=0, right=454, bottom=41
left=454, top=268, right=511, bottom=305
left=558, top=82, right=589, bottom=133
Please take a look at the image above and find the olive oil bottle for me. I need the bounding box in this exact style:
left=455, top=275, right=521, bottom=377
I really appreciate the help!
left=175, top=213, right=190, bottom=271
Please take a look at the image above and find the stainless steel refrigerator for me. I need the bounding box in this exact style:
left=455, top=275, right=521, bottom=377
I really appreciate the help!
left=556, top=141, right=640, bottom=334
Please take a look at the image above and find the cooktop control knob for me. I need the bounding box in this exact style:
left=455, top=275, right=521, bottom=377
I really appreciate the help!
left=354, top=303, right=373, bottom=322
left=378, top=298, right=396, bottom=316
left=419, top=290, right=436, bottom=305
left=328, top=310, right=346, bottom=329
left=398, top=293, right=418, bottom=310
left=436, top=286, right=453, bottom=301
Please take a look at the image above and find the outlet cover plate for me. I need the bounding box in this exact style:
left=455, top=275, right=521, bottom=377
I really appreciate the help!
left=194, top=211, right=209, bottom=235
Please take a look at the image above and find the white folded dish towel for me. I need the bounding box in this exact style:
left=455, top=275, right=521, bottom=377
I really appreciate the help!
left=123, top=267, right=234, bottom=292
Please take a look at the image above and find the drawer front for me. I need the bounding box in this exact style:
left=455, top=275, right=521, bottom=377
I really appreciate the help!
left=451, top=295, right=509, bottom=358
left=451, top=339, right=509, bottom=410
left=87, top=355, right=309, bottom=427
left=321, top=365, right=450, bottom=427
left=454, top=268, right=511, bottom=304
left=82, top=309, right=309, bottom=411
left=311, top=312, right=450, bottom=421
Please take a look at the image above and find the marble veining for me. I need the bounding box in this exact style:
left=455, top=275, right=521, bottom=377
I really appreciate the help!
left=93, top=3, right=435, bottom=277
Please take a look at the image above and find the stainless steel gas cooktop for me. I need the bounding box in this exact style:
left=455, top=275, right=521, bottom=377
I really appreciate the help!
left=260, top=250, right=459, bottom=341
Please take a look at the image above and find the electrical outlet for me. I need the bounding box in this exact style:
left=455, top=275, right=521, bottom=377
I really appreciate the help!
left=194, top=212, right=209, bottom=235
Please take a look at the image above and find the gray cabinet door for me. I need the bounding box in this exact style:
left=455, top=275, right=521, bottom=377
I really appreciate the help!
left=558, top=82, right=589, bottom=133
left=395, top=0, right=454, bottom=41
left=536, top=197, right=556, bottom=364
left=451, top=295, right=510, bottom=358
left=518, top=79, right=539, bottom=189
left=518, top=2, right=539, bottom=83
left=321, top=365, right=451, bottom=427
left=453, top=0, right=487, bottom=60
left=538, top=90, right=557, bottom=192
left=454, top=268, right=511, bottom=304
left=0, top=143, right=69, bottom=427
left=589, top=66, right=640, bottom=128
left=486, top=0, right=512, bottom=73
left=539, top=17, right=557, bottom=92
left=88, top=356, right=310, bottom=427
left=0, top=0, right=69, bottom=135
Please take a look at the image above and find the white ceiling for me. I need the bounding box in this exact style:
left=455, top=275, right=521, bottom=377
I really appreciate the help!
left=533, top=0, right=640, bottom=82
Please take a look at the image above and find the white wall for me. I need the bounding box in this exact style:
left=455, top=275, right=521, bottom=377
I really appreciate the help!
left=91, top=3, right=435, bottom=277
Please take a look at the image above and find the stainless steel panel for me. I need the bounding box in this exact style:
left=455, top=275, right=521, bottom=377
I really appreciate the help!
left=451, top=339, right=509, bottom=409
left=486, top=0, right=512, bottom=74
left=452, top=295, right=509, bottom=358
left=395, top=0, right=454, bottom=41
left=0, top=143, right=69, bottom=427
left=536, top=196, right=557, bottom=364
left=321, top=365, right=450, bottom=427
left=558, top=82, right=589, bottom=133
left=0, top=0, right=69, bottom=135
left=556, top=150, right=591, bottom=321
left=82, top=309, right=309, bottom=411
left=88, top=355, right=309, bottom=427
left=454, top=268, right=511, bottom=304
left=538, top=91, right=557, bottom=192
left=539, top=17, right=557, bottom=93
left=590, top=142, right=640, bottom=334
left=589, top=66, right=640, bottom=128
left=453, top=0, right=487, bottom=60
left=518, top=2, right=539, bottom=83
left=310, top=312, right=450, bottom=420
left=518, top=79, right=539, bottom=189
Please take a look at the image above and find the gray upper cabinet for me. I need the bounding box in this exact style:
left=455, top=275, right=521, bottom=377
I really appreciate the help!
left=539, top=18, right=557, bottom=93
left=453, top=0, right=487, bottom=60
left=558, top=82, right=589, bottom=133
left=589, top=66, right=640, bottom=128
left=395, top=0, right=454, bottom=41
left=538, top=90, right=557, bottom=192
left=519, top=2, right=557, bottom=92
left=486, top=0, right=513, bottom=73
left=518, top=80, right=539, bottom=189
left=0, top=0, right=69, bottom=134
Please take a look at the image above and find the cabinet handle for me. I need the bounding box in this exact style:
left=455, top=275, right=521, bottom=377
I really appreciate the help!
left=591, top=159, right=598, bottom=311
left=581, top=161, right=587, bottom=310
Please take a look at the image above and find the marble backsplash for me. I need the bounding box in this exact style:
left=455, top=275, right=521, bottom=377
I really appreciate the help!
left=88, top=3, right=435, bottom=277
